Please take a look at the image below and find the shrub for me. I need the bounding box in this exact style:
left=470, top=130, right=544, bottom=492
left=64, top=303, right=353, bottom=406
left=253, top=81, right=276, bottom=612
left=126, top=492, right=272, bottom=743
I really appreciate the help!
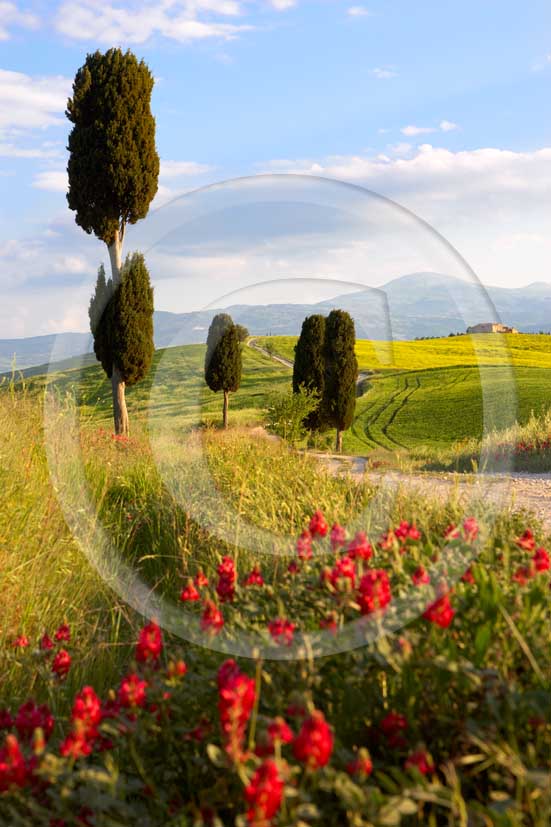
left=265, top=385, right=320, bottom=444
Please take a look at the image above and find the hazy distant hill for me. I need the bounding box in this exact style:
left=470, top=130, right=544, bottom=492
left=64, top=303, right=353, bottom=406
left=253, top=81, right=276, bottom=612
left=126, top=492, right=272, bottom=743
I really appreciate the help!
left=3, top=272, right=551, bottom=372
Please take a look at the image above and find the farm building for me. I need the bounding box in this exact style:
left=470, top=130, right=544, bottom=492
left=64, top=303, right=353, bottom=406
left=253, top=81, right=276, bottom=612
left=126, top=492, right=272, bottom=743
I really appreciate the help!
left=466, top=322, right=518, bottom=334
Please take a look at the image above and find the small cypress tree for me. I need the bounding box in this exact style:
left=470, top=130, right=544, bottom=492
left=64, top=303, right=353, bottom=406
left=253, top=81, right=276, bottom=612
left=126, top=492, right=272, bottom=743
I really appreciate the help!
left=88, top=253, right=154, bottom=434
left=67, top=48, right=159, bottom=434
left=323, top=309, right=358, bottom=452
left=293, top=314, right=326, bottom=430
left=205, top=314, right=242, bottom=428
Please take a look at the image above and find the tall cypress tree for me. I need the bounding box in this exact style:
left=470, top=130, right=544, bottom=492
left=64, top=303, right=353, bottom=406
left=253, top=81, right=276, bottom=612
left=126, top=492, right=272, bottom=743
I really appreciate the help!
left=293, top=314, right=326, bottom=430
left=67, top=48, right=159, bottom=434
left=205, top=314, right=242, bottom=428
left=88, top=254, right=154, bottom=429
left=323, top=309, right=358, bottom=453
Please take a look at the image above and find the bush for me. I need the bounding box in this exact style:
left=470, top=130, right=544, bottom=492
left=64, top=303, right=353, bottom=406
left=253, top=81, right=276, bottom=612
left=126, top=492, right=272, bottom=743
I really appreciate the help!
left=265, top=385, right=320, bottom=445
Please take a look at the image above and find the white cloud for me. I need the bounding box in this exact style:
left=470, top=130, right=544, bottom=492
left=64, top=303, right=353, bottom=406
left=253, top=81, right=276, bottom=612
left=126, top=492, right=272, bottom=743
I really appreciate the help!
left=387, top=142, right=412, bottom=157
left=370, top=66, right=398, bottom=79
left=0, top=1, right=39, bottom=40
left=268, top=0, right=296, bottom=9
left=0, top=142, right=62, bottom=159
left=33, top=170, right=67, bottom=192
left=347, top=5, right=370, bottom=16
left=440, top=119, right=458, bottom=132
left=0, top=69, right=71, bottom=133
left=401, top=124, right=437, bottom=136
left=160, top=160, right=214, bottom=178
left=55, top=0, right=253, bottom=44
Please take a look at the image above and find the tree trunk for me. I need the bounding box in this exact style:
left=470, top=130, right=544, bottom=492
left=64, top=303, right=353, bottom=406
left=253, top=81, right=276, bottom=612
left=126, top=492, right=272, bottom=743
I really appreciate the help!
left=335, top=429, right=343, bottom=453
left=108, top=229, right=123, bottom=286
left=223, top=390, right=229, bottom=429
left=112, top=364, right=129, bottom=436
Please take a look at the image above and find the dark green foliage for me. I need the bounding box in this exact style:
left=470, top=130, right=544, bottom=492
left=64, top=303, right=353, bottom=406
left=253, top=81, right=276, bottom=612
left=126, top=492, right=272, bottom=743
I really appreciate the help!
left=88, top=253, right=154, bottom=385
left=293, top=314, right=326, bottom=430
left=234, top=324, right=249, bottom=343
left=66, top=48, right=159, bottom=245
left=323, top=310, right=358, bottom=439
left=205, top=315, right=242, bottom=394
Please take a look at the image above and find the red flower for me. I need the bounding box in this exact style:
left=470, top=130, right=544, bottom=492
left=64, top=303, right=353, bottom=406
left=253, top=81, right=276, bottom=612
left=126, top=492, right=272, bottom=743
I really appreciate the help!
left=412, top=565, right=430, bottom=586
left=405, top=748, right=435, bottom=775
left=330, top=522, right=347, bottom=550
left=309, top=510, right=328, bottom=538
left=244, top=759, right=283, bottom=826
left=513, top=565, right=534, bottom=585
left=217, top=660, right=256, bottom=763
left=443, top=524, right=460, bottom=541
left=39, top=634, right=54, bottom=652
left=329, top=555, right=356, bottom=589
left=52, top=649, right=72, bottom=679
left=293, top=710, right=333, bottom=770
left=15, top=701, right=54, bottom=742
left=167, top=660, right=187, bottom=679
left=60, top=687, right=103, bottom=760
left=287, top=561, right=300, bottom=575
left=379, top=529, right=397, bottom=550
left=180, top=581, right=201, bottom=602
left=346, top=748, right=373, bottom=778
left=296, top=529, right=313, bottom=560
left=12, top=635, right=29, bottom=649
left=533, top=547, right=550, bottom=572
left=195, top=570, right=209, bottom=588
left=201, top=601, right=225, bottom=634
left=395, top=521, right=421, bottom=544
left=0, top=735, right=27, bottom=792
left=319, top=612, right=338, bottom=633
left=216, top=556, right=237, bottom=603
left=54, top=624, right=71, bottom=643
left=244, top=566, right=264, bottom=587
left=346, top=532, right=373, bottom=560
left=268, top=618, right=296, bottom=647
left=256, top=717, right=294, bottom=757
left=461, top=566, right=475, bottom=584
left=357, top=570, right=392, bottom=615
left=423, top=594, right=455, bottom=628
left=118, top=673, right=148, bottom=709
left=463, top=517, right=479, bottom=542
left=515, top=529, right=536, bottom=551
left=135, top=621, right=163, bottom=665
left=380, top=711, right=408, bottom=749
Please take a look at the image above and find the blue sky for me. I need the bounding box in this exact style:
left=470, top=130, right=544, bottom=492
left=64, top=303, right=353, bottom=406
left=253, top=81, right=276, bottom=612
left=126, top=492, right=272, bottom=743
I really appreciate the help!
left=1, top=0, right=550, bottom=336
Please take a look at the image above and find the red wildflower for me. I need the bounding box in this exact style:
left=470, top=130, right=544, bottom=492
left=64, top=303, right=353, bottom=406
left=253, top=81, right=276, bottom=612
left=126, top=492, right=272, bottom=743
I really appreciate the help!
left=256, top=717, right=294, bottom=757
left=52, top=649, right=71, bottom=679
left=287, top=561, right=300, bottom=575
left=180, top=581, right=201, bottom=602
left=268, top=618, right=296, bottom=647
left=513, top=565, right=534, bottom=585
left=216, top=556, right=237, bottom=603
left=395, top=521, right=421, bottom=543
left=167, top=660, right=187, bottom=679
left=405, top=748, right=435, bottom=775
left=217, top=660, right=256, bottom=763
left=309, top=510, right=328, bottom=538
left=533, top=547, right=550, bottom=572
left=244, top=566, right=264, bottom=586
left=195, top=570, right=209, bottom=588
left=463, top=517, right=479, bottom=542
left=357, top=569, right=392, bottom=615
left=346, top=531, right=373, bottom=560
left=118, top=673, right=148, bottom=709
left=443, top=524, right=460, bottom=541
left=54, top=624, right=71, bottom=643
left=379, top=529, right=397, bottom=550
left=293, top=710, right=333, bottom=770
left=60, top=686, right=103, bottom=760
left=296, top=529, right=313, bottom=560
left=12, top=635, right=29, bottom=649
left=423, top=594, right=455, bottom=628
left=39, top=634, right=54, bottom=652
left=329, top=555, right=356, bottom=589
left=330, top=522, right=347, bottom=550
left=135, top=621, right=163, bottom=665
left=461, top=566, right=475, bottom=584
left=319, top=612, right=338, bottom=633
left=0, top=735, right=27, bottom=792
left=244, top=759, right=284, bottom=826
left=15, top=701, right=54, bottom=742
left=380, top=711, right=408, bottom=749
left=346, top=748, right=373, bottom=778
left=515, top=529, right=536, bottom=551
left=201, top=601, right=225, bottom=634
left=412, top=565, right=430, bottom=586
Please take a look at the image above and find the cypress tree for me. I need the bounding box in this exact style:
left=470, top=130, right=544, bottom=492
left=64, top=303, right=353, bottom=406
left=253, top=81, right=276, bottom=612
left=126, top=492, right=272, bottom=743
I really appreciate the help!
left=205, top=314, right=242, bottom=428
left=323, top=309, right=358, bottom=452
left=88, top=254, right=154, bottom=432
left=67, top=48, right=159, bottom=434
left=293, top=314, right=326, bottom=430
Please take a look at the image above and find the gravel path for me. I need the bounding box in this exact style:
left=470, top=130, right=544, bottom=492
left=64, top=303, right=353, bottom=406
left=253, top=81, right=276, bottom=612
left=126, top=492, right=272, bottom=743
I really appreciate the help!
left=316, top=453, right=551, bottom=529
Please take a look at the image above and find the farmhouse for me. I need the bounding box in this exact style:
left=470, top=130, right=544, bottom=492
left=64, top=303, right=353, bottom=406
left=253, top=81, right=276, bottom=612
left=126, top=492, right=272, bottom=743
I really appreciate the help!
left=466, top=322, right=518, bottom=334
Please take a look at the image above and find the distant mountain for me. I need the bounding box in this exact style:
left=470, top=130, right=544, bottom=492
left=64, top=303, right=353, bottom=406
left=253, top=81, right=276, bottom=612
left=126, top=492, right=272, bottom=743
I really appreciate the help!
left=3, top=273, right=551, bottom=372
